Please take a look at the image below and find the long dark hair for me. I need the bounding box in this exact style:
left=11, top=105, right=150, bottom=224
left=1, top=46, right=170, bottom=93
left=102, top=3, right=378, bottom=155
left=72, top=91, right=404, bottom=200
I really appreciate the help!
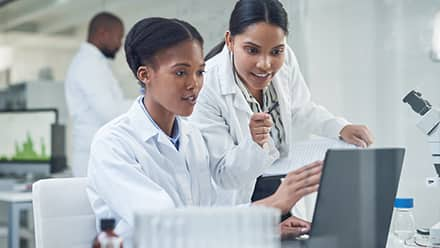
left=205, top=0, right=288, bottom=61
left=124, top=17, right=204, bottom=87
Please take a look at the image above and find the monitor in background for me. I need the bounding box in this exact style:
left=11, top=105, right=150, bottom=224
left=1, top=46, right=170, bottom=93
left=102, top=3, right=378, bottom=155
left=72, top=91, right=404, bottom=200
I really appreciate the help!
left=0, top=109, right=66, bottom=177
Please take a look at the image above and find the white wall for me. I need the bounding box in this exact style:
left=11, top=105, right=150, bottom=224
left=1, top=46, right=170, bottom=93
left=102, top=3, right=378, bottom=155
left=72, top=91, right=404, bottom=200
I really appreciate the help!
left=0, top=33, right=81, bottom=84
left=285, top=0, right=440, bottom=227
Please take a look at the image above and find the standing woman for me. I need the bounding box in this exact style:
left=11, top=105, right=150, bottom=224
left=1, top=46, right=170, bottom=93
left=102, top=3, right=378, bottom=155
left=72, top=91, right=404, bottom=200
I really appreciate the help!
left=87, top=17, right=322, bottom=247
left=191, top=0, right=374, bottom=212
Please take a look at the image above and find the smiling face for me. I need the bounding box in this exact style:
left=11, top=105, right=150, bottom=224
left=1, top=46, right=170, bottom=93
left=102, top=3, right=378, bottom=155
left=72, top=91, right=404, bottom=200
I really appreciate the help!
left=138, top=39, right=205, bottom=120
left=226, top=22, right=286, bottom=97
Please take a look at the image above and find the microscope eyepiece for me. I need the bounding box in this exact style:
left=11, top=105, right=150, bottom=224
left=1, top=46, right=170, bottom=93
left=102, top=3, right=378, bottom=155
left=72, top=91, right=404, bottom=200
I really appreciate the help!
left=403, top=90, right=432, bottom=116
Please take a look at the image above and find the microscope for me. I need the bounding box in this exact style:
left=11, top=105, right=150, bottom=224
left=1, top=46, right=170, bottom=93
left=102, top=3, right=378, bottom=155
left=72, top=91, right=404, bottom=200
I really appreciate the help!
left=403, top=90, right=440, bottom=244
left=403, top=90, right=440, bottom=179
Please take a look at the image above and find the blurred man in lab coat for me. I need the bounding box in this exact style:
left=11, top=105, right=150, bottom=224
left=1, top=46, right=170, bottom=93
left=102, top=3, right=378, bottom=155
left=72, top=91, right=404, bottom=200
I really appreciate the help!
left=65, top=12, right=132, bottom=177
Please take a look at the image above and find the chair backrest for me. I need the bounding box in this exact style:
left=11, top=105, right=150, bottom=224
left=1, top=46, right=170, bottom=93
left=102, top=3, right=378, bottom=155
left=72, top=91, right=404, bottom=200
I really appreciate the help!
left=32, top=177, right=97, bottom=248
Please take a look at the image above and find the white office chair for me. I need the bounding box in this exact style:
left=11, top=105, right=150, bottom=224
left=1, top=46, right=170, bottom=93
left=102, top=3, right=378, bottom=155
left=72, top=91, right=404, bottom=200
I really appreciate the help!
left=32, top=177, right=97, bottom=248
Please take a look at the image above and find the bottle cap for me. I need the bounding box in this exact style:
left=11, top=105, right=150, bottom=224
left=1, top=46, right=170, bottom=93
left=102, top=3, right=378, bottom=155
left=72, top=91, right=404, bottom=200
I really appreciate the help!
left=100, top=218, right=115, bottom=231
left=394, top=198, right=414, bottom=208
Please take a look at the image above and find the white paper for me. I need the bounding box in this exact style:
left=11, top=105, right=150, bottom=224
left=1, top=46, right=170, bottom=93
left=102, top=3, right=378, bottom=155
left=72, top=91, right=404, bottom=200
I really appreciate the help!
left=264, top=137, right=357, bottom=176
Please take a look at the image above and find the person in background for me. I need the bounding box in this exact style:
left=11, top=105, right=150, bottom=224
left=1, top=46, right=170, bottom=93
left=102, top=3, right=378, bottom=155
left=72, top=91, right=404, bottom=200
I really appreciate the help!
left=65, top=12, right=132, bottom=177
left=190, top=0, right=374, bottom=215
left=87, top=17, right=322, bottom=247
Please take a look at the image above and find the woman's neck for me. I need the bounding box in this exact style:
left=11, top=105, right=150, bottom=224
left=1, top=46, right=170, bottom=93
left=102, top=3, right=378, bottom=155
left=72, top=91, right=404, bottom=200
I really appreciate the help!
left=143, top=96, right=175, bottom=137
left=237, top=74, right=263, bottom=106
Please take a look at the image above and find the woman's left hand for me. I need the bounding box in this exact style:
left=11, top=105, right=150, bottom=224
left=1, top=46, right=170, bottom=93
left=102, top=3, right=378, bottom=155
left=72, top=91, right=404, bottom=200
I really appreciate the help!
left=280, top=216, right=310, bottom=239
left=339, top=124, right=374, bottom=148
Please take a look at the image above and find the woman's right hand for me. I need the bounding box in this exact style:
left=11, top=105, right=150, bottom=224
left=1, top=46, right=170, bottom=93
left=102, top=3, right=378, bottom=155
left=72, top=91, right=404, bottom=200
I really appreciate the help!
left=263, top=161, right=323, bottom=214
left=280, top=216, right=311, bottom=239
left=249, top=112, right=273, bottom=147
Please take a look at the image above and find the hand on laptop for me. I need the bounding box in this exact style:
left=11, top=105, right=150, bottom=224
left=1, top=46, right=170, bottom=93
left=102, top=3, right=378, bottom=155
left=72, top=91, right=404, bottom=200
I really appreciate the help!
left=253, top=161, right=322, bottom=214
left=280, top=216, right=310, bottom=239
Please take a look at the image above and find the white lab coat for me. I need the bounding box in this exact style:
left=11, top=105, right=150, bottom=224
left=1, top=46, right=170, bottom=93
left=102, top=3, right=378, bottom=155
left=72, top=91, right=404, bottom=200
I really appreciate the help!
left=87, top=97, right=214, bottom=247
left=190, top=45, right=349, bottom=207
left=65, top=42, right=132, bottom=177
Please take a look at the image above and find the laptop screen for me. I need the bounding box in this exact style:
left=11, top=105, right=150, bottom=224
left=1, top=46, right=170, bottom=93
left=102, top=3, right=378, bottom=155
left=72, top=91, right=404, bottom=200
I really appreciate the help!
left=298, top=148, right=405, bottom=248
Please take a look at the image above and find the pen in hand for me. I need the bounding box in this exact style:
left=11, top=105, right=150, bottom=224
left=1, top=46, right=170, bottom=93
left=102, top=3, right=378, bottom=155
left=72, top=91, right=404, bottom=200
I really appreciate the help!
left=266, top=101, right=279, bottom=114
left=251, top=102, right=278, bottom=149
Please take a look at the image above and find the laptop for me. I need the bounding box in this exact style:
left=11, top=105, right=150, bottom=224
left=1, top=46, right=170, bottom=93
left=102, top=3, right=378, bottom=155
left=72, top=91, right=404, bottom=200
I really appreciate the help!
left=282, top=148, right=405, bottom=248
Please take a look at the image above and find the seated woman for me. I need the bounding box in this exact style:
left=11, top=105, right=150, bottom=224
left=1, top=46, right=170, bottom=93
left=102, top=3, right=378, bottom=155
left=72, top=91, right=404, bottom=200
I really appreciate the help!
left=86, top=17, right=322, bottom=247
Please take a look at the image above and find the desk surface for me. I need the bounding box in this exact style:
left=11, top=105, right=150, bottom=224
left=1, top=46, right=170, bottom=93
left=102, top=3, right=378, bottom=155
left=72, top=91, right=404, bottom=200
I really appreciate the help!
left=0, top=191, right=32, bottom=202
left=0, top=170, right=72, bottom=203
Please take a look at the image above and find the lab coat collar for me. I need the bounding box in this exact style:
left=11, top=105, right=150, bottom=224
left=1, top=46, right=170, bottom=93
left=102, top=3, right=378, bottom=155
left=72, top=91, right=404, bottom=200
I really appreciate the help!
left=217, top=45, right=240, bottom=96
left=80, top=42, right=106, bottom=60
left=128, top=96, right=190, bottom=145
left=216, top=45, right=252, bottom=115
